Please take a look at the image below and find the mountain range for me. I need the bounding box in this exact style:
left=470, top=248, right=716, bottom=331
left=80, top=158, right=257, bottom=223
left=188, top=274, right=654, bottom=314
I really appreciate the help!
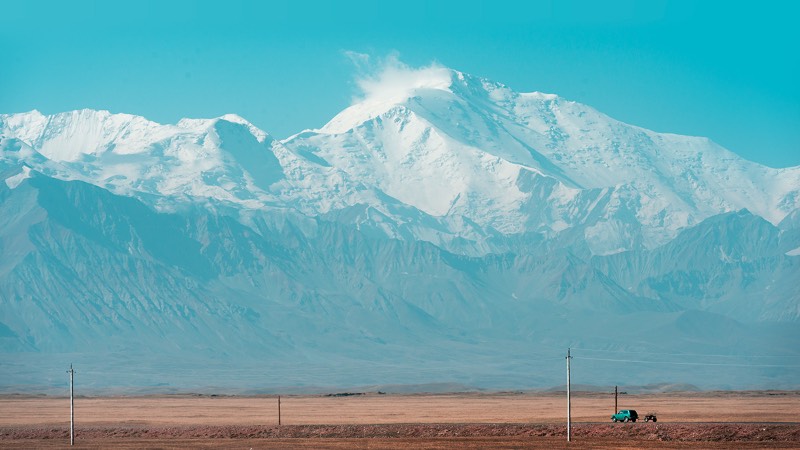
left=1, top=68, right=799, bottom=392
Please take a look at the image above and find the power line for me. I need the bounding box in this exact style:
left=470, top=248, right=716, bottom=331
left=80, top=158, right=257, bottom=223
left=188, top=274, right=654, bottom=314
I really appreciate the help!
left=576, top=356, right=800, bottom=368
left=570, top=347, right=800, bottom=359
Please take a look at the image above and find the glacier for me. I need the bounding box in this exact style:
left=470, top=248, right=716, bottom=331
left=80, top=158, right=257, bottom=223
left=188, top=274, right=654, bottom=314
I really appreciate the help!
left=1, top=67, right=799, bottom=392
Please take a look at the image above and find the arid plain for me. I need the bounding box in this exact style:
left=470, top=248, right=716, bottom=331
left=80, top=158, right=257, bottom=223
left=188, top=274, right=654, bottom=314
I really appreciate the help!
left=1, top=391, right=799, bottom=448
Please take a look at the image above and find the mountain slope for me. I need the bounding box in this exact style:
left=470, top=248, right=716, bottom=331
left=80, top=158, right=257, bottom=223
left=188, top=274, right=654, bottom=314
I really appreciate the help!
left=1, top=171, right=797, bottom=390
left=1, top=66, right=798, bottom=391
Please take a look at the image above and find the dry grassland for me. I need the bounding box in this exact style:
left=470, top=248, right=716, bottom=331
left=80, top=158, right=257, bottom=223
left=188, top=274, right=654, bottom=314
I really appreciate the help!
left=1, top=391, right=797, bottom=426
left=1, top=391, right=798, bottom=449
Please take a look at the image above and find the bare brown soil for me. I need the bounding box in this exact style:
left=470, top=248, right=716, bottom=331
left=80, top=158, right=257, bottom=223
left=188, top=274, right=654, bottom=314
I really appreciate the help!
left=1, top=423, right=799, bottom=449
left=1, top=391, right=798, bottom=448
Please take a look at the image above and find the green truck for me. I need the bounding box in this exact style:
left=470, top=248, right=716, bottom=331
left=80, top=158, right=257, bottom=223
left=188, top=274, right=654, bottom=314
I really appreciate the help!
left=611, top=409, right=638, bottom=422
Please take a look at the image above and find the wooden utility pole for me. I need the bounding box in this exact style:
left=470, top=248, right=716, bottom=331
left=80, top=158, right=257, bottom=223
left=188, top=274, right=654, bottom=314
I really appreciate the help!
left=278, top=395, right=281, bottom=426
left=615, top=385, right=618, bottom=414
left=566, top=348, right=572, bottom=442
left=68, top=364, right=74, bottom=446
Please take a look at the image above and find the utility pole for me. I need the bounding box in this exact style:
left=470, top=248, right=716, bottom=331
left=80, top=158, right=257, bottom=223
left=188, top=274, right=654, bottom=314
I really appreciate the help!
left=67, top=364, right=74, bottom=446
left=278, top=395, right=281, bottom=426
left=615, top=385, right=618, bottom=414
left=566, top=348, right=572, bottom=443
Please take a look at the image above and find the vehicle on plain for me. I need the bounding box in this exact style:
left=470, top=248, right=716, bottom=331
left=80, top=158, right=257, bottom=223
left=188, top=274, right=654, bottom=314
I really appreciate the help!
left=611, top=409, right=638, bottom=422
left=643, top=412, right=658, bottom=422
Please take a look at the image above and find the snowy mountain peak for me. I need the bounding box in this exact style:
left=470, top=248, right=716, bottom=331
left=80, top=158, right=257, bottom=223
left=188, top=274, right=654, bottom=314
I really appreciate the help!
left=2, top=66, right=799, bottom=256
left=319, top=66, right=565, bottom=138
left=319, top=66, right=457, bottom=135
left=177, top=113, right=271, bottom=143
left=0, top=109, right=288, bottom=211
left=1, top=109, right=166, bottom=162
left=284, top=64, right=800, bottom=253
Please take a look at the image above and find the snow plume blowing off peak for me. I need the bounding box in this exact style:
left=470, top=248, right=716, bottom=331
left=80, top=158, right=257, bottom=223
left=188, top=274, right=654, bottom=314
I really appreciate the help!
left=346, top=52, right=453, bottom=104
left=321, top=53, right=453, bottom=133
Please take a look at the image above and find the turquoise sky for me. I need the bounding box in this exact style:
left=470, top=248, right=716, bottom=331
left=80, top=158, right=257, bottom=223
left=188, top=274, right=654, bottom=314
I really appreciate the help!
left=2, top=0, right=798, bottom=167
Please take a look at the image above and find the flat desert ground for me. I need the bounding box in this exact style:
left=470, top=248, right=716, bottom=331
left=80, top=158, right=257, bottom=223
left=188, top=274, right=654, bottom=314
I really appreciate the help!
left=1, top=391, right=799, bottom=448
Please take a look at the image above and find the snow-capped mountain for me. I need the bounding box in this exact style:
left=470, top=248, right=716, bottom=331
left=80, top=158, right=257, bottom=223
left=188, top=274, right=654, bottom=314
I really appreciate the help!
left=1, top=67, right=799, bottom=392
left=3, top=69, right=798, bottom=257
left=1, top=109, right=284, bottom=209
left=284, top=69, right=800, bottom=254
